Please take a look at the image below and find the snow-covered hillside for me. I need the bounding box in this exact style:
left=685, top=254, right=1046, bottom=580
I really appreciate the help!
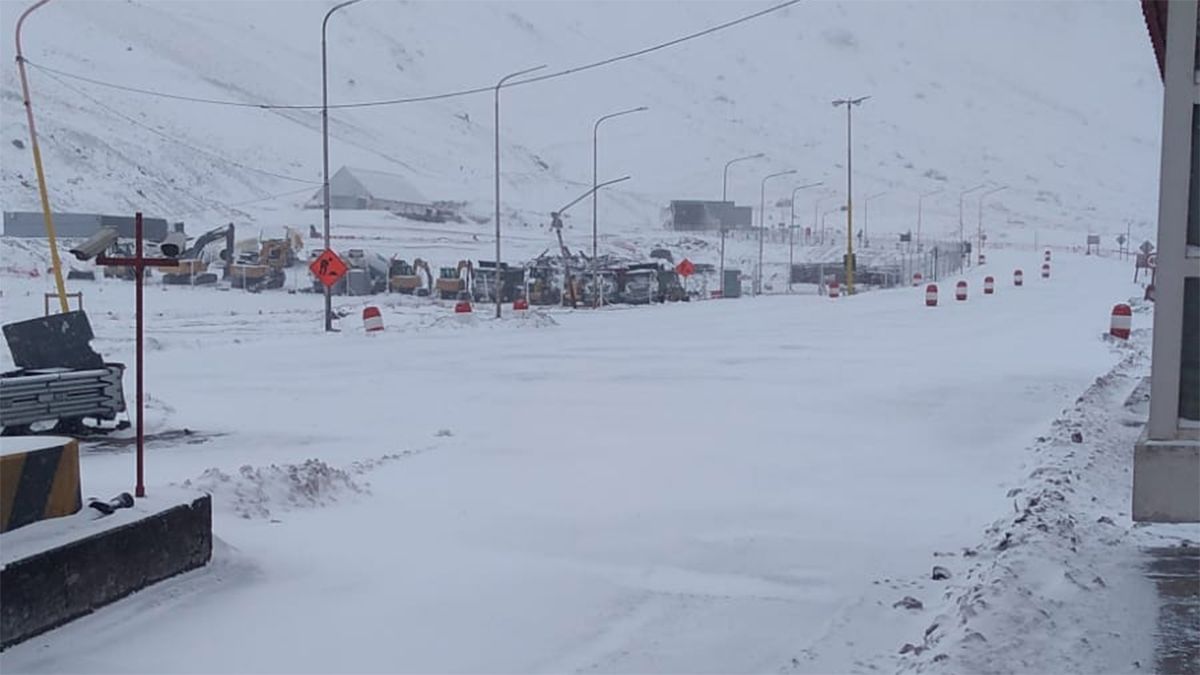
left=0, top=0, right=1162, bottom=246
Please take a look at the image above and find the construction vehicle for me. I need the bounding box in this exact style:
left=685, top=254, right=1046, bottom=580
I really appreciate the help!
left=389, top=257, right=433, bottom=295
left=101, top=241, right=142, bottom=281
left=331, top=248, right=389, bottom=294
left=161, top=223, right=235, bottom=285
left=435, top=260, right=473, bottom=299
left=581, top=269, right=619, bottom=306
left=657, top=267, right=687, bottom=302
left=227, top=233, right=305, bottom=291
left=525, top=262, right=561, bottom=306
left=618, top=264, right=659, bottom=305
left=472, top=261, right=524, bottom=303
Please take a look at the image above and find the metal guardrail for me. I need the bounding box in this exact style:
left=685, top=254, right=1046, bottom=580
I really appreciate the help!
left=0, top=364, right=126, bottom=429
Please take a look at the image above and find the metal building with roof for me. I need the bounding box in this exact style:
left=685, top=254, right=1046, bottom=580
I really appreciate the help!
left=309, top=166, right=441, bottom=220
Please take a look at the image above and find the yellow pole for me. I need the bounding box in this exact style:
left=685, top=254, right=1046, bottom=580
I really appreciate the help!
left=16, top=0, right=69, bottom=314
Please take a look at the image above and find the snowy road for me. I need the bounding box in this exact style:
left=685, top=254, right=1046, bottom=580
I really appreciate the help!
left=0, top=250, right=1146, bottom=673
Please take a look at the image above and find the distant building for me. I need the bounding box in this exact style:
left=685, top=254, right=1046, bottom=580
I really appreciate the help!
left=2, top=212, right=175, bottom=241
left=309, top=166, right=453, bottom=222
left=666, top=200, right=752, bottom=231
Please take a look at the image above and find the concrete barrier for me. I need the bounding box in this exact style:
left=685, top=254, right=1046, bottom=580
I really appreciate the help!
left=0, top=437, right=81, bottom=533
left=0, top=493, right=212, bottom=649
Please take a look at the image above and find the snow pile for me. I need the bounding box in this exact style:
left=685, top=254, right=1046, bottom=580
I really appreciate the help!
left=893, top=337, right=1190, bottom=674
left=179, top=453, right=408, bottom=519
left=423, top=309, right=557, bottom=332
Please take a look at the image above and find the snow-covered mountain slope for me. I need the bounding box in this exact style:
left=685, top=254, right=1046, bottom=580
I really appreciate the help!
left=0, top=0, right=1162, bottom=244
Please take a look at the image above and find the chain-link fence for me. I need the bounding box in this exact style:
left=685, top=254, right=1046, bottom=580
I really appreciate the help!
left=786, top=240, right=967, bottom=291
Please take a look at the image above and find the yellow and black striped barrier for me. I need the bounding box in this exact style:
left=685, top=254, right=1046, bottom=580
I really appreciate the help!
left=0, top=436, right=81, bottom=533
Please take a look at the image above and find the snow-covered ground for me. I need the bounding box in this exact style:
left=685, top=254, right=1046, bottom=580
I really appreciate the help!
left=2, top=247, right=1193, bottom=673
left=2, top=0, right=1192, bottom=671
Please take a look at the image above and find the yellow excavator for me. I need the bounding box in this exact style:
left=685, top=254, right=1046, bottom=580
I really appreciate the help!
left=227, top=229, right=303, bottom=290
left=161, top=224, right=235, bottom=285
left=389, top=257, right=433, bottom=295
left=435, top=260, right=473, bottom=299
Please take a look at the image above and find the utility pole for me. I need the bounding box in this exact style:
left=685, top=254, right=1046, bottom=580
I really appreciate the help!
left=758, top=169, right=796, bottom=295
left=832, top=96, right=869, bottom=294
left=592, top=106, right=647, bottom=307
left=863, top=191, right=886, bottom=249
left=788, top=182, right=822, bottom=293
left=916, top=188, right=942, bottom=251
left=720, top=153, right=764, bottom=290
left=320, top=0, right=361, bottom=332
left=17, top=0, right=69, bottom=314
left=977, top=185, right=1007, bottom=264
left=957, top=184, right=985, bottom=268
left=493, top=64, right=546, bottom=319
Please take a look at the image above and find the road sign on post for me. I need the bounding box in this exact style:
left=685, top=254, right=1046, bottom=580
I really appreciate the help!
left=675, top=259, right=695, bottom=277
left=310, top=249, right=348, bottom=289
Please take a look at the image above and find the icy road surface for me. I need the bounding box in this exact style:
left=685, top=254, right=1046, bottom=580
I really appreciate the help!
left=0, top=250, right=1148, bottom=673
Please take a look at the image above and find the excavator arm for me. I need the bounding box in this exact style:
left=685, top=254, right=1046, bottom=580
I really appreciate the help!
left=414, top=258, right=433, bottom=291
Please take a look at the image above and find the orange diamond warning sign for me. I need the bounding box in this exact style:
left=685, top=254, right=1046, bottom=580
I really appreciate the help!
left=675, top=258, right=695, bottom=277
left=309, top=249, right=348, bottom=288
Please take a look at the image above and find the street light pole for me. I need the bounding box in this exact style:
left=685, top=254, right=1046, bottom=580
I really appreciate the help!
left=957, top=183, right=985, bottom=265
left=592, top=106, right=647, bottom=307
left=832, top=96, right=869, bottom=294
left=723, top=153, right=765, bottom=202
left=863, top=191, right=886, bottom=249
left=16, top=0, right=69, bottom=315
left=321, top=0, right=361, bottom=332
left=719, top=152, right=763, bottom=292
left=788, top=182, right=822, bottom=293
left=822, top=206, right=846, bottom=244
left=757, top=169, right=796, bottom=295
left=813, top=192, right=836, bottom=245
left=977, top=185, right=1007, bottom=263
left=494, top=64, right=546, bottom=319
left=916, top=188, right=943, bottom=250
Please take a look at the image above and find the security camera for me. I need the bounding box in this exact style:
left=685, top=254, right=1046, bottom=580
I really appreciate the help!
left=69, top=227, right=119, bottom=261
left=158, top=231, right=187, bottom=258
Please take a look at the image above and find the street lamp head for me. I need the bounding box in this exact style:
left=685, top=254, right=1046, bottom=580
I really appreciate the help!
left=498, top=64, right=547, bottom=89
left=323, top=0, right=363, bottom=28
left=833, top=96, right=871, bottom=107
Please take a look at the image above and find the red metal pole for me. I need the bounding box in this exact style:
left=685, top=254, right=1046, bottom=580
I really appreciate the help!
left=135, top=212, right=145, bottom=498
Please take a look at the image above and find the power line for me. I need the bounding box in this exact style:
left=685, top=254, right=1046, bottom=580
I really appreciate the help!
left=37, top=68, right=320, bottom=185
left=174, top=186, right=318, bottom=216
left=22, top=0, right=801, bottom=111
